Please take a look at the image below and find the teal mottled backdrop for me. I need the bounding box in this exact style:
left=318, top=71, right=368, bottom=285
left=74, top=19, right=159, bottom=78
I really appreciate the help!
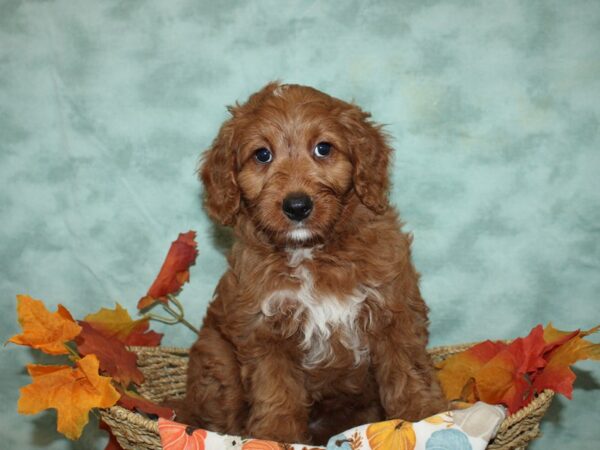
left=1, top=1, right=598, bottom=448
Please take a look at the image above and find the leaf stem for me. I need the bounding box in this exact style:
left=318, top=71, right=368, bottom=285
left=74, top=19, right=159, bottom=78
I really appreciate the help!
left=63, top=342, right=81, bottom=361
left=165, top=295, right=199, bottom=334
left=146, top=311, right=181, bottom=325
left=145, top=296, right=199, bottom=334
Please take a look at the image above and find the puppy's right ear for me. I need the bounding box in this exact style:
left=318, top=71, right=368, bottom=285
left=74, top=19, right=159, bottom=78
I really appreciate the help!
left=199, top=118, right=240, bottom=226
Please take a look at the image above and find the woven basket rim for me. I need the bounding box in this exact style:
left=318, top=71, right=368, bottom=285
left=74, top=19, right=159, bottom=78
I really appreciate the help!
left=105, top=392, right=555, bottom=438
left=113, top=343, right=555, bottom=438
left=127, top=342, right=500, bottom=354
left=102, top=404, right=159, bottom=433
left=126, top=342, right=487, bottom=355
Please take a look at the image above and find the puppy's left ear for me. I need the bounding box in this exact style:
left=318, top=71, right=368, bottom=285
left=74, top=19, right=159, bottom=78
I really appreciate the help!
left=199, top=118, right=240, bottom=226
left=341, top=105, right=393, bottom=214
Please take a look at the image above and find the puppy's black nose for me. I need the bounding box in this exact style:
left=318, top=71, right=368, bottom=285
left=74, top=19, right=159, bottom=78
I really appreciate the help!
left=282, top=193, right=313, bottom=221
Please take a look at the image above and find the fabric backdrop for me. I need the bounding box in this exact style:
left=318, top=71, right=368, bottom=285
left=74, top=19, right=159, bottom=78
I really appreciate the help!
left=1, top=1, right=598, bottom=448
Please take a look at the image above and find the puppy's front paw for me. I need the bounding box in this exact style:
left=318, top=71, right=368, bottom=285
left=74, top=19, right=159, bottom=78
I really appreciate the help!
left=247, top=413, right=310, bottom=444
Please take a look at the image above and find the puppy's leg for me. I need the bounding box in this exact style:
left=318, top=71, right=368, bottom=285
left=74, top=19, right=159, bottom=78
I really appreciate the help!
left=371, top=336, right=448, bottom=421
left=245, top=349, right=311, bottom=443
left=177, top=327, right=246, bottom=434
left=309, top=399, right=384, bottom=445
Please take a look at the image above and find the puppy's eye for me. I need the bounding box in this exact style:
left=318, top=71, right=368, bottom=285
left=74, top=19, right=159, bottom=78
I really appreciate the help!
left=313, top=142, right=332, bottom=159
left=254, top=147, right=273, bottom=164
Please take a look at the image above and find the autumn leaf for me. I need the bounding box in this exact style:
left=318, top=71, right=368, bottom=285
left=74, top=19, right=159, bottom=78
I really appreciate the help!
left=474, top=351, right=532, bottom=413
left=540, top=322, right=580, bottom=356
left=84, top=303, right=163, bottom=346
left=436, top=340, right=507, bottom=402
left=437, top=323, right=600, bottom=414
left=123, top=327, right=163, bottom=346
left=533, top=325, right=600, bottom=398
left=509, top=325, right=548, bottom=374
left=474, top=325, right=547, bottom=412
left=18, top=354, right=120, bottom=440
left=117, top=388, right=175, bottom=420
left=85, top=303, right=148, bottom=340
left=138, top=231, right=198, bottom=311
left=439, top=326, right=547, bottom=413
left=8, top=295, right=81, bottom=355
left=75, top=321, right=144, bottom=386
left=99, top=420, right=124, bottom=450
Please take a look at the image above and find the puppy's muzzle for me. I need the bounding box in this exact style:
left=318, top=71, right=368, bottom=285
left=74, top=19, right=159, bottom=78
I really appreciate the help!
left=282, top=193, right=313, bottom=222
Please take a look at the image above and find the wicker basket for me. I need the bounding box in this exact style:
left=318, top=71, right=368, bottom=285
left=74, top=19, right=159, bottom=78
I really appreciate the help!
left=100, top=345, right=554, bottom=450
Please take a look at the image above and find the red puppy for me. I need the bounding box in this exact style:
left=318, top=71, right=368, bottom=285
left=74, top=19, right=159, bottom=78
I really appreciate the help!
left=177, top=82, right=447, bottom=445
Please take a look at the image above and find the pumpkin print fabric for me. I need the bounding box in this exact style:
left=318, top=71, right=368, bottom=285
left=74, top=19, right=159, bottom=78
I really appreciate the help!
left=159, top=420, right=208, bottom=450
left=158, top=402, right=505, bottom=450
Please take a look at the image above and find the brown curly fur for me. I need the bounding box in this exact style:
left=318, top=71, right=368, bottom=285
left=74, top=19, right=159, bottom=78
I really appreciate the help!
left=176, top=82, right=447, bottom=445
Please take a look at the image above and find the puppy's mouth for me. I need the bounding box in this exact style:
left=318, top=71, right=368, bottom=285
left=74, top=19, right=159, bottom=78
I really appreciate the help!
left=286, top=224, right=314, bottom=243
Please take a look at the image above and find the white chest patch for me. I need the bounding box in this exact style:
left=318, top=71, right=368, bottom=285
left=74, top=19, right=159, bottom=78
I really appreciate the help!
left=261, top=247, right=381, bottom=367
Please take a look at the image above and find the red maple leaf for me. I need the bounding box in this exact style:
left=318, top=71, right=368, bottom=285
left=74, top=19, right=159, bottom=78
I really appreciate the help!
left=138, top=231, right=198, bottom=311
left=75, top=321, right=144, bottom=386
left=533, top=325, right=600, bottom=399
left=438, top=323, right=600, bottom=414
left=123, top=326, right=163, bottom=347
left=474, top=325, right=547, bottom=413
left=117, top=389, right=175, bottom=420
left=99, top=420, right=124, bottom=450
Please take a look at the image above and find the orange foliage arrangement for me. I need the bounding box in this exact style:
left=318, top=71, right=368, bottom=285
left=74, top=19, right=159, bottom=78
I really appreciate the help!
left=7, top=231, right=199, bottom=445
left=436, top=323, right=600, bottom=413
left=6, top=229, right=600, bottom=448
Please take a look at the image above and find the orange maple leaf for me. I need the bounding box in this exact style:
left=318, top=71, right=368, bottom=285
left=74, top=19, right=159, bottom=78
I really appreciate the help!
left=436, top=340, right=507, bottom=402
left=75, top=321, right=144, bottom=386
left=475, top=347, right=535, bottom=413
left=541, top=322, right=580, bottom=354
left=8, top=295, right=82, bottom=355
left=18, top=354, right=120, bottom=440
left=84, top=303, right=162, bottom=346
left=533, top=325, right=600, bottom=398
left=437, top=323, right=600, bottom=414
left=442, top=326, right=547, bottom=413
left=138, top=231, right=198, bottom=311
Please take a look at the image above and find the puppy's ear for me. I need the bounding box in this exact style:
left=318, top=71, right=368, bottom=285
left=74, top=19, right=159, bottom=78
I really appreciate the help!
left=199, top=118, right=240, bottom=226
left=341, top=105, right=393, bottom=214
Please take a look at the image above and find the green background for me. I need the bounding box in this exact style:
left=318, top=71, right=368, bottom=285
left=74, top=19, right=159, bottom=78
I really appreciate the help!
left=1, top=1, right=598, bottom=448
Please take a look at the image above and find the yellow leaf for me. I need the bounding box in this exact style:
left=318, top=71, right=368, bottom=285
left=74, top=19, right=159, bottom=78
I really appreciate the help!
left=533, top=328, right=600, bottom=398
left=366, top=419, right=416, bottom=450
left=84, top=303, right=146, bottom=341
left=543, top=322, right=577, bottom=343
left=8, top=295, right=81, bottom=355
left=580, top=324, right=600, bottom=338
left=18, top=354, right=120, bottom=439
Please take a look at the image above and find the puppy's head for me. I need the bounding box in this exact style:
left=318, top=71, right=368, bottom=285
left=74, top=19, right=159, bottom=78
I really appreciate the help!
left=200, top=82, right=392, bottom=245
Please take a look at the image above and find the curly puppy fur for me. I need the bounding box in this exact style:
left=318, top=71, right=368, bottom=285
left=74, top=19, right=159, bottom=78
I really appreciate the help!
left=177, top=82, right=447, bottom=445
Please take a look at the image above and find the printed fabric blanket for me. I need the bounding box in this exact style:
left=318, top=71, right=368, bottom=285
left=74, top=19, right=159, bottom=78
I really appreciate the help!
left=158, top=402, right=506, bottom=450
